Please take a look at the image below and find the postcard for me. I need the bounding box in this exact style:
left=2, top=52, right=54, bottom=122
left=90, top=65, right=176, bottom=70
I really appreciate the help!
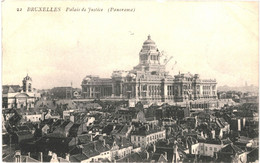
left=2, top=0, right=259, bottom=162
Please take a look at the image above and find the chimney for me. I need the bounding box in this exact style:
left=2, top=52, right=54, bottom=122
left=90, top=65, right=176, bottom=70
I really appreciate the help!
left=243, top=118, right=246, bottom=128
left=211, top=130, right=215, bottom=139
left=15, top=151, right=21, bottom=163
left=66, top=153, right=70, bottom=161
left=94, top=142, right=97, bottom=150
left=121, top=137, right=124, bottom=147
left=28, top=152, right=30, bottom=157
left=103, top=139, right=106, bottom=146
left=167, top=139, right=170, bottom=145
left=164, top=152, right=167, bottom=161
left=90, top=134, right=93, bottom=141
left=146, top=151, right=149, bottom=160
left=40, top=152, right=43, bottom=163
left=153, top=144, right=156, bottom=153
left=238, top=119, right=241, bottom=131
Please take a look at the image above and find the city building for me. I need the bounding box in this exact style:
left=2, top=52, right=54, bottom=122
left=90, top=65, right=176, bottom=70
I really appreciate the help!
left=81, top=35, right=217, bottom=104
left=2, top=75, right=40, bottom=109
left=131, top=124, right=166, bottom=148
left=50, top=87, right=81, bottom=99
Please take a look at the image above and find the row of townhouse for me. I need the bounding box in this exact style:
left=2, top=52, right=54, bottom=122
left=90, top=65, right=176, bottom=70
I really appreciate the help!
left=130, top=124, right=166, bottom=148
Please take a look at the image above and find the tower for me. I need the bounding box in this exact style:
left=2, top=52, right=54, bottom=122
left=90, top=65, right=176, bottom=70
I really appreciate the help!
left=139, top=35, right=161, bottom=65
left=133, top=35, right=165, bottom=73
left=22, top=74, right=32, bottom=93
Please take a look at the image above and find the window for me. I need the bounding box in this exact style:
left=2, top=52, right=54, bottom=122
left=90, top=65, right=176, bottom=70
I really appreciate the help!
left=209, top=147, right=212, bottom=151
left=205, top=147, right=207, bottom=151
left=138, top=137, right=140, bottom=141
left=214, top=148, right=217, bottom=152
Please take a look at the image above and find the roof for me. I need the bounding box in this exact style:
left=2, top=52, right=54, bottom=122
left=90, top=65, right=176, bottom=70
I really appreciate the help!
left=16, top=131, right=33, bottom=136
left=102, top=124, right=114, bottom=135
left=59, top=121, right=71, bottom=128
left=237, top=136, right=253, bottom=143
left=69, top=124, right=81, bottom=137
left=53, top=119, right=63, bottom=127
left=2, top=85, right=21, bottom=94
left=78, top=134, right=92, bottom=144
left=247, top=148, right=258, bottom=161
left=36, top=136, right=75, bottom=148
left=78, top=141, right=110, bottom=158
left=70, top=153, right=89, bottom=162
left=131, top=125, right=165, bottom=136
left=117, top=152, right=144, bottom=162
left=118, top=125, right=131, bottom=134
left=219, top=144, right=244, bottom=155
left=23, top=74, right=32, bottom=81
left=3, top=154, right=40, bottom=162
left=221, top=138, right=233, bottom=145
left=143, top=35, right=155, bottom=45
left=16, top=125, right=31, bottom=131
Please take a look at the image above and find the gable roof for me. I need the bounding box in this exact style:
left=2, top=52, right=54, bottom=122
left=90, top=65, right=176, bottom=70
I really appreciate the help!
left=117, top=152, right=144, bottom=162
left=70, top=153, right=89, bottom=162
left=2, top=85, right=21, bottom=94
left=219, top=144, right=244, bottom=155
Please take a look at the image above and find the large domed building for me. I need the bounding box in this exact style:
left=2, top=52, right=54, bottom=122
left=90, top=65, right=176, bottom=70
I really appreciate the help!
left=81, top=36, right=217, bottom=105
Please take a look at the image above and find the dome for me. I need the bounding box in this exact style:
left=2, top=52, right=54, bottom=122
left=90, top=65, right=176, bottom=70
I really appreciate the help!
left=83, top=77, right=91, bottom=81
left=143, top=35, right=155, bottom=45
left=23, top=74, right=32, bottom=81
left=127, top=73, right=136, bottom=79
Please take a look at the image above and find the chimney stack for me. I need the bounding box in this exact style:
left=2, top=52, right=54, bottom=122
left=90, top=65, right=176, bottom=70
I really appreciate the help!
left=153, top=144, right=156, bottom=153
left=121, top=137, right=124, bottom=147
left=40, top=152, right=43, bottom=163
left=146, top=151, right=149, bottom=160
left=15, top=151, right=21, bottom=163
left=238, top=119, right=241, bottom=131
left=243, top=118, right=246, bottom=128
left=164, top=152, right=167, bottom=161
left=66, top=153, right=70, bottom=161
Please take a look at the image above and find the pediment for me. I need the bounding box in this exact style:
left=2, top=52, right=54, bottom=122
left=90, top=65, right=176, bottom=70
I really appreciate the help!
left=15, top=93, right=29, bottom=98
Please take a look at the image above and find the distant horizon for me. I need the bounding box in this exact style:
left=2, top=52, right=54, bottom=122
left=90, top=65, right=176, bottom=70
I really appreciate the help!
left=3, top=1, right=259, bottom=89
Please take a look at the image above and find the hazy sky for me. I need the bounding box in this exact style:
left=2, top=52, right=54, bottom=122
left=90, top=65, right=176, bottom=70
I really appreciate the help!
left=2, top=1, right=259, bottom=89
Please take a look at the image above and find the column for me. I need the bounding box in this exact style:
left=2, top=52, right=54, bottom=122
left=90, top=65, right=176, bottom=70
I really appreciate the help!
left=112, top=83, right=115, bottom=97
left=164, top=83, right=168, bottom=101
left=139, top=84, right=142, bottom=99
left=135, top=85, right=138, bottom=100
left=89, top=86, right=92, bottom=98
left=120, top=83, right=123, bottom=98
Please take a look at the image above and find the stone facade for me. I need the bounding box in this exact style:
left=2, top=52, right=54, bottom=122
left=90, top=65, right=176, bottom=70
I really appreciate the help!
left=81, top=35, right=217, bottom=103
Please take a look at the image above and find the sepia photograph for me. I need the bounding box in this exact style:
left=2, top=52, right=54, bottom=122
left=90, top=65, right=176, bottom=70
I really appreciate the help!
left=1, top=0, right=259, bottom=162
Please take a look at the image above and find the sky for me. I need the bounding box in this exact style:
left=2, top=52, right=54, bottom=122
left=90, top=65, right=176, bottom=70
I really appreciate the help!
left=2, top=1, right=259, bottom=89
